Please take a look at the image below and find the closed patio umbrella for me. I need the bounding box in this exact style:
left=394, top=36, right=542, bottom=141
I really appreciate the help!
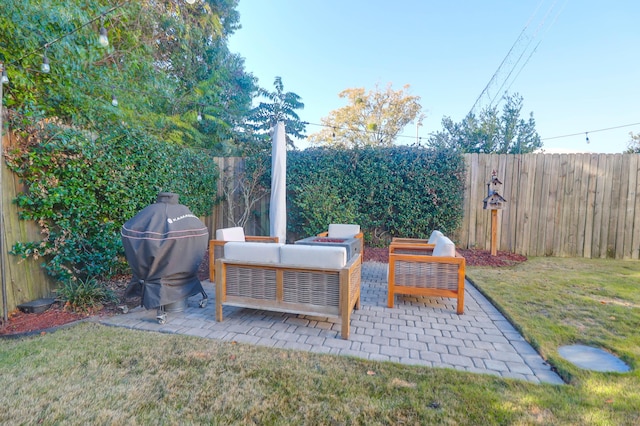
left=270, top=121, right=287, bottom=243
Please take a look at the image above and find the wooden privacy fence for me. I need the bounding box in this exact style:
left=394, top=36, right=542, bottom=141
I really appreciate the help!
left=1, top=133, right=55, bottom=318
left=210, top=153, right=640, bottom=260
left=458, top=153, right=640, bottom=259
left=2, top=151, right=639, bottom=316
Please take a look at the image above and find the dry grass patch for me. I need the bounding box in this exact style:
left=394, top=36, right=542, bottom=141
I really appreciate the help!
left=1, top=257, right=638, bottom=424
left=0, top=323, right=583, bottom=425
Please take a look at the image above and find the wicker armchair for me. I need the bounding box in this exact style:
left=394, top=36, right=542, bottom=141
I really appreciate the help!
left=317, top=224, right=364, bottom=257
left=387, top=235, right=465, bottom=314
left=209, top=227, right=279, bottom=282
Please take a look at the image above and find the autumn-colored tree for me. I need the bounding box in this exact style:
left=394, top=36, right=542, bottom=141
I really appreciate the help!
left=307, top=83, right=423, bottom=148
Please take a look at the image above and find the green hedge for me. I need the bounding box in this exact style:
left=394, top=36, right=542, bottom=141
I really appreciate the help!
left=285, top=146, right=466, bottom=245
left=6, top=122, right=218, bottom=283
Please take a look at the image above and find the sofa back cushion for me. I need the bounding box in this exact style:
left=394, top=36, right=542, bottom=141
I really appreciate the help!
left=428, top=230, right=444, bottom=244
left=280, top=245, right=347, bottom=268
left=224, top=242, right=283, bottom=263
left=432, top=236, right=456, bottom=257
left=327, top=224, right=360, bottom=238
left=216, top=226, right=245, bottom=241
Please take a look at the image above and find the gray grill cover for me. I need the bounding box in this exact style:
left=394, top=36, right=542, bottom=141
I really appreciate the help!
left=121, top=192, right=208, bottom=309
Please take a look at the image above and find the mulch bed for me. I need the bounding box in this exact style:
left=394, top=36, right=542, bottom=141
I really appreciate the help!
left=0, top=246, right=526, bottom=336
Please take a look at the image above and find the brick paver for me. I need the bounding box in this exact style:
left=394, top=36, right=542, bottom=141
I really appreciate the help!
left=99, top=262, right=564, bottom=385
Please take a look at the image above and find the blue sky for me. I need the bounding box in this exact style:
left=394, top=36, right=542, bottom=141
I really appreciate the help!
left=228, top=1, right=640, bottom=153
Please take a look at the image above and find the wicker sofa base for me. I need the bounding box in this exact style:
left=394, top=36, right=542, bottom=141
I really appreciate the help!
left=215, top=254, right=362, bottom=339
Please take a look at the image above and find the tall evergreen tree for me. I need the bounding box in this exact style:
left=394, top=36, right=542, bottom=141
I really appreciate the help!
left=428, top=93, right=542, bottom=154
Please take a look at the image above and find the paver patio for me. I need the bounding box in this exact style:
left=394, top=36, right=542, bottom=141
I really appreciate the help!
left=100, top=262, right=564, bottom=385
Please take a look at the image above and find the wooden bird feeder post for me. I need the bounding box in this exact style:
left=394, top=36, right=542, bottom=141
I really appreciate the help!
left=482, top=170, right=506, bottom=256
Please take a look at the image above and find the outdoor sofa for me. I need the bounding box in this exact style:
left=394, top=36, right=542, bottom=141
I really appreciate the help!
left=215, top=242, right=362, bottom=339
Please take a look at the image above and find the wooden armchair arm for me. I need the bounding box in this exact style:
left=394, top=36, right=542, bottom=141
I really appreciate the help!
left=389, top=242, right=435, bottom=257
left=391, top=237, right=434, bottom=246
left=389, top=251, right=466, bottom=266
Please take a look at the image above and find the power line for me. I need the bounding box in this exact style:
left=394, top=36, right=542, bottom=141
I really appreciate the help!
left=304, top=121, right=422, bottom=142
left=469, top=0, right=565, bottom=116
left=541, top=122, right=640, bottom=141
left=305, top=119, right=640, bottom=145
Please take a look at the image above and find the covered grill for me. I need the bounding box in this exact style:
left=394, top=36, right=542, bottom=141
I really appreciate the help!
left=121, top=192, right=208, bottom=324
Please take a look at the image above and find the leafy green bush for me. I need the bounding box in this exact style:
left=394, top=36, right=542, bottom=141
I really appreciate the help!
left=6, top=118, right=218, bottom=283
left=286, top=146, right=466, bottom=245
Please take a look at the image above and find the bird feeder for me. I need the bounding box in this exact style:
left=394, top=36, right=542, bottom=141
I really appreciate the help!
left=482, top=170, right=506, bottom=256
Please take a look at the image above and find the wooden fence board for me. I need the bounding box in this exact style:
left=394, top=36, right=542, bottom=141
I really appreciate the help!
left=502, top=154, right=518, bottom=252
left=614, top=154, right=628, bottom=259
left=623, top=155, right=638, bottom=259
left=558, top=155, right=578, bottom=257
left=582, top=154, right=599, bottom=257
left=632, top=157, right=640, bottom=259
left=601, top=154, right=617, bottom=258
left=592, top=155, right=607, bottom=257
left=467, top=154, right=480, bottom=248
left=456, top=155, right=477, bottom=247
left=543, top=154, right=560, bottom=256
left=574, top=154, right=589, bottom=257
left=517, top=154, right=534, bottom=255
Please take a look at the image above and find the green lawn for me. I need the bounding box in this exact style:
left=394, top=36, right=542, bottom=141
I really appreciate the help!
left=0, top=257, right=638, bottom=425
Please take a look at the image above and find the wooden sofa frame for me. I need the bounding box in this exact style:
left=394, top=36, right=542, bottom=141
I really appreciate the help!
left=387, top=242, right=465, bottom=314
left=215, top=253, right=362, bottom=339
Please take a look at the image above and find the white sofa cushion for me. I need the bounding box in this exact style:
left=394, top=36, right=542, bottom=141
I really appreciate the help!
left=224, top=242, right=283, bottom=263
left=216, top=226, right=245, bottom=241
left=428, top=230, right=444, bottom=244
left=432, top=236, right=456, bottom=257
left=327, top=224, right=360, bottom=238
left=280, top=245, right=347, bottom=268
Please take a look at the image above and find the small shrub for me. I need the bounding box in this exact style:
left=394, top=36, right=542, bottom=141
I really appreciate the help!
left=56, top=277, right=117, bottom=314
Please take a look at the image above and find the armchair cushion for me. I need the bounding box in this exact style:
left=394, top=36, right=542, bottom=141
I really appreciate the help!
left=428, top=230, right=444, bottom=244
left=432, top=236, right=456, bottom=257
left=216, top=226, right=246, bottom=241
left=224, top=242, right=283, bottom=263
left=328, top=224, right=361, bottom=238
